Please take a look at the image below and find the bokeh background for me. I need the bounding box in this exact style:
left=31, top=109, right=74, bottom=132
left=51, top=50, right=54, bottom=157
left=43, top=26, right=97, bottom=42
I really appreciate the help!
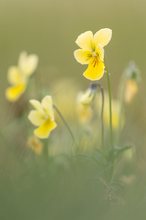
left=0, top=0, right=146, bottom=219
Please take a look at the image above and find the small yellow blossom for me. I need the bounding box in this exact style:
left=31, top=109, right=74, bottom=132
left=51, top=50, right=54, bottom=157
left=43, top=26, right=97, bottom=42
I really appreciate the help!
left=123, top=61, right=140, bottom=103
left=6, top=51, right=38, bottom=102
left=27, top=135, right=43, bottom=155
left=28, top=95, right=57, bottom=139
left=77, top=88, right=95, bottom=124
left=74, top=28, right=112, bottom=81
left=99, top=93, right=124, bottom=129
left=77, top=104, right=93, bottom=124
left=78, top=87, right=95, bottom=105
left=124, top=80, right=138, bottom=103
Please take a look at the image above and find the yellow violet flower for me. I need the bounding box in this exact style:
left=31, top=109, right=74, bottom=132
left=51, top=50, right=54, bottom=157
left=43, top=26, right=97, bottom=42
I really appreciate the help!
left=123, top=62, right=140, bottom=103
left=103, top=94, right=124, bottom=129
left=77, top=104, right=93, bottom=124
left=124, top=80, right=138, bottom=103
left=74, top=28, right=112, bottom=81
left=6, top=51, right=38, bottom=102
left=28, top=96, right=57, bottom=139
left=77, top=89, right=94, bottom=124
left=78, top=88, right=95, bottom=105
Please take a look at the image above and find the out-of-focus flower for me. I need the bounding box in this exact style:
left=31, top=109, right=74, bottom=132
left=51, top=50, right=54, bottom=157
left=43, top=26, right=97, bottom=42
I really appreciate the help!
left=6, top=51, right=38, bottom=102
left=101, top=93, right=124, bottom=129
left=74, top=28, right=112, bottom=81
left=124, top=80, right=138, bottom=103
left=28, top=96, right=57, bottom=139
left=123, top=62, right=140, bottom=103
left=52, top=79, right=78, bottom=121
left=27, top=135, right=43, bottom=155
left=77, top=104, right=93, bottom=124
left=76, top=86, right=96, bottom=124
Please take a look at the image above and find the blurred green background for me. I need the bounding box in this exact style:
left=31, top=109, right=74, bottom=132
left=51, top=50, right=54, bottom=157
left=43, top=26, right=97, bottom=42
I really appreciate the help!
left=1, top=0, right=146, bottom=219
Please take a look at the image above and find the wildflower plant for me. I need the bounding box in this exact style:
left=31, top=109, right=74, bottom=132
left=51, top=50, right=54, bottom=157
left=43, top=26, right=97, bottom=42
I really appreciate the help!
left=4, top=28, right=141, bottom=203
left=6, top=51, right=38, bottom=102
left=74, top=28, right=112, bottom=80
left=28, top=96, right=57, bottom=139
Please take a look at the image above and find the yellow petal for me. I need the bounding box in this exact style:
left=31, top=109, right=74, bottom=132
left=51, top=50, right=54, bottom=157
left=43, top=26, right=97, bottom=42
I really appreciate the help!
left=77, top=89, right=94, bottom=105
left=83, top=59, right=105, bottom=81
left=28, top=110, right=45, bottom=126
left=18, top=51, right=38, bottom=76
left=77, top=104, right=93, bottom=124
left=75, top=31, right=94, bottom=50
left=34, top=119, right=57, bottom=139
left=74, top=49, right=91, bottom=64
left=95, top=46, right=104, bottom=61
left=5, top=84, right=26, bottom=102
left=94, top=28, right=112, bottom=47
left=41, top=96, right=54, bottom=120
left=125, top=80, right=138, bottom=103
left=29, top=100, right=42, bottom=112
left=7, top=66, right=25, bottom=85
left=103, top=97, right=124, bottom=129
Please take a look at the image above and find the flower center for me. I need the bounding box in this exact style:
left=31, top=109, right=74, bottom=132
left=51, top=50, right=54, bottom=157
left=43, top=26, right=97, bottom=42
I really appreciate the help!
left=92, top=51, right=97, bottom=57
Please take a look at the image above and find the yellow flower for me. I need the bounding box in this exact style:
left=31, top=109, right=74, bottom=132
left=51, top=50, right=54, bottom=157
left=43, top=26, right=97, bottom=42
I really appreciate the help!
left=27, top=135, right=43, bottom=155
left=77, top=104, right=93, bottom=124
left=28, top=95, right=57, bottom=139
left=123, top=61, right=140, bottom=103
left=77, top=89, right=94, bottom=124
left=124, top=80, right=138, bottom=103
left=78, top=87, right=95, bottom=105
left=103, top=94, right=124, bottom=129
left=6, top=51, right=38, bottom=102
left=74, top=28, right=112, bottom=81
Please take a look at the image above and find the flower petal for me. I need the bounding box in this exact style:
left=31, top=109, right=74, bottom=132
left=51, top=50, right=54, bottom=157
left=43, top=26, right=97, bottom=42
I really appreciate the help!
left=28, top=110, right=45, bottom=126
left=94, top=28, right=112, bottom=47
left=5, top=84, right=26, bottom=102
left=74, top=49, right=91, bottom=64
left=75, top=31, right=94, bottom=50
left=34, top=119, right=57, bottom=139
left=95, top=46, right=104, bottom=61
left=19, top=51, right=38, bottom=76
left=41, top=96, right=54, bottom=120
left=7, top=66, right=24, bottom=85
left=77, top=104, right=93, bottom=124
left=83, top=59, right=105, bottom=81
left=29, top=100, right=42, bottom=111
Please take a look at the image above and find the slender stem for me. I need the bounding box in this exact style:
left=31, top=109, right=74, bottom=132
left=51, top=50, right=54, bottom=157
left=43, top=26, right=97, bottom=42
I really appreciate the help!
left=90, top=83, right=104, bottom=148
left=105, top=68, right=113, bottom=147
left=117, top=75, right=126, bottom=143
left=53, top=104, right=77, bottom=146
left=96, top=84, right=104, bottom=148
left=100, top=86, right=105, bottom=148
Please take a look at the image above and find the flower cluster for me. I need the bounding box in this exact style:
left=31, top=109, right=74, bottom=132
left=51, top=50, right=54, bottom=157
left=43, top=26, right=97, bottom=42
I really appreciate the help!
left=4, top=28, right=140, bottom=163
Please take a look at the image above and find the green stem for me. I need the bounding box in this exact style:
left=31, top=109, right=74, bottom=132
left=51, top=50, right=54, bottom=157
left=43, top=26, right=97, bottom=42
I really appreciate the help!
left=117, top=75, right=126, bottom=144
left=100, top=86, right=105, bottom=148
left=90, top=83, right=105, bottom=148
left=105, top=68, right=113, bottom=147
left=96, top=84, right=104, bottom=148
